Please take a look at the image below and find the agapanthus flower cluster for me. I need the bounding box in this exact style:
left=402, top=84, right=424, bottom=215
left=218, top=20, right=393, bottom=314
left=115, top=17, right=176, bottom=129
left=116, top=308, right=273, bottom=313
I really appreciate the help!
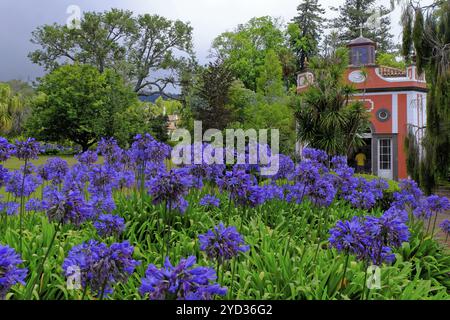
left=199, top=223, right=249, bottom=264
left=62, top=164, right=90, bottom=192
left=139, top=256, right=227, bottom=300
left=75, top=150, right=98, bottom=167
left=265, top=154, right=295, bottom=181
left=439, top=219, right=450, bottom=235
left=199, top=194, right=220, bottom=208
left=44, top=187, right=94, bottom=226
left=43, top=157, right=69, bottom=184
left=0, top=165, right=9, bottom=187
left=130, top=133, right=171, bottom=166
left=5, top=171, right=42, bottom=197
left=13, top=138, right=40, bottom=160
left=62, top=240, right=139, bottom=296
left=147, top=168, right=193, bottom=213
left=0, top=201, right=19, bottom=216
left=217, top=168, right=268, bottom=207
left=426, top=195, right=450, bottom=214
left=0, top=244, right=28, bottom=299
left=97, top=137, right=123, bottom=166
left=329, top=208, right=410, bottom=265
left=294, top=160, right=321, bottom=186
left=392, top=179, right=423, bottom=210
left=88, top=164, right=119, bottom=196
left=94, top=214, right=125, bottom=238
left=25, top=198, right=43, bottom=212
left=302, top=148, right=329, bottom=172
left=341, top=177, right=380, bottom=210
left=307, top=175, right=336, bottom=207
left=0, top=137, right=13, bottom=162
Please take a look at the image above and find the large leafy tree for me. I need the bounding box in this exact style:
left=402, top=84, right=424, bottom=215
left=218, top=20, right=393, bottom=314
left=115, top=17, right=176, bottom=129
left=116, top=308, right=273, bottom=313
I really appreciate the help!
left=402, top=1, right=450, bottom=193
left=290, top=0, right=325, bottom=71
left=189, top=60, right=236, bottom=132
left=211, top=16, right=293, bottom=91
left=330, top=0, right=394, bottom=53
left=293, top=48, right=371, bottom=156
left=256, top=49, right=285, bottom=101
left=26, top=64, right=139, bottom=151
left=29, top=9, right=194, bottom=96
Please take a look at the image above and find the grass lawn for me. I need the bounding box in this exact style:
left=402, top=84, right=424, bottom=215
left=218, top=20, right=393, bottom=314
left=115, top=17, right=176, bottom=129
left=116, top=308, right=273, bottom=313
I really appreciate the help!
left=2, top=155, right=79, bottom=171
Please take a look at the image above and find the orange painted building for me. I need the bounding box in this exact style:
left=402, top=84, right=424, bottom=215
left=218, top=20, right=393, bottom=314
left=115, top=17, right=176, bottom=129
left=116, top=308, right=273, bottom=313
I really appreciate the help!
left=297, top=36, right=427, bottom=180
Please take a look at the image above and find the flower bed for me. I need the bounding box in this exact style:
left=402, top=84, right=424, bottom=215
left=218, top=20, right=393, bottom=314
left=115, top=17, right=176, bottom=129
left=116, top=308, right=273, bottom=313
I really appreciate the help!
left=0, top=135, right=449, bottom=300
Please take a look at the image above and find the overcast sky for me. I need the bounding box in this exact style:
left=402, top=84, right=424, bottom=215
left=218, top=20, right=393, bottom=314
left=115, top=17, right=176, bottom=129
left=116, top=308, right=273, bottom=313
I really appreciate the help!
left=0, top=0, right=433, bottom=82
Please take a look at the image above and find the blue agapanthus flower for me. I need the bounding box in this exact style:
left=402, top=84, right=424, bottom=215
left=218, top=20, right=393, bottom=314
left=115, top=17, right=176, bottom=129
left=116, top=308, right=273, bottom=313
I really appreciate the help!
left=89, top=194, right=116, bottom=216
left=341, top=177, right=378, bottom=210
left=130, top=133, right=171, bottom=166
left=329, top=216, right=369, bottom=258
left=199, top=223, right=249, bottom=264
left=88, top=164, right=119, bottom=196
left=94, top=214, right=125, bottom=238
left=0, top=244, right=28, bottom=299
left=199, top=194, right=220, bottom=208
left=5, top=170, right=42, bottom=197
left=294, top=160, right=321, bottom=186
left=25, top=198, right=44, bottom=212
left=392, top=179, right=423, bottom=210
left=139, top=256, right=227, bottom=300
left=97, top=137, right=123, bottom=166
left=13, top=138, right=40, bottom=160
left=439, top=219, right=450, bottom=234
left=364, top=209, right=410, bottom=249
left=0, top=137, right=13, bottom=162
left=75, top=150, right=98, bottom=167
left=426, top=195, right=450, bottom=214
left=307, top=175, right=336, bottom=207
left=62, top=240, right=139, bottom=297
left=302, top=148, right=328, bottom=164
left=147, top=168, right=193, bottom=213
left=0, top=201, right=19, bottom=216
left=0, top=165, right=9, bottom=187
left=43, top=157, right=69, bottom=184
left=44, top=187, right=94, bottom=226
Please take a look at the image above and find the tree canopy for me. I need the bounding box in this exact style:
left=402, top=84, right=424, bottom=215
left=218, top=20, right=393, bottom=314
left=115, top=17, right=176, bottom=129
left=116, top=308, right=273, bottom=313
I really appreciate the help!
left=26, top=64, right=139, bottom=150
left=29, top=9, right=194, bottom=96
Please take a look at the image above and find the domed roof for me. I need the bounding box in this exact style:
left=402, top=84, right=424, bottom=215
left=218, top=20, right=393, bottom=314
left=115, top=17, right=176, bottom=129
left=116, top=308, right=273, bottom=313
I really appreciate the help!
left=348, top=36, right=376, bottom=47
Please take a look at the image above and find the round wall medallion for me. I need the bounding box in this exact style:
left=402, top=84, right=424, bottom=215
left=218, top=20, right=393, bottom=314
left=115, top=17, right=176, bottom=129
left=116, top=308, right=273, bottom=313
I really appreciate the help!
left=376, top=108, right=390, bottom=122
left=348, top=70, right=366, bottom=83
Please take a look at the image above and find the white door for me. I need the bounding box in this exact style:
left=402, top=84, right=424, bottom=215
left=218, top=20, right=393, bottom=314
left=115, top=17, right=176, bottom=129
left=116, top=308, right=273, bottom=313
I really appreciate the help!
left=378, top=138, right=393, bottom=180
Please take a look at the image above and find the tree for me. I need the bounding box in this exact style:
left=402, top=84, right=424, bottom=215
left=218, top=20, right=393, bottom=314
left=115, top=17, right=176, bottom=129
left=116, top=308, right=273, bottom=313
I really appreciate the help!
left=211, top=16, right=292, bottom=91
left=330, top=0, right=394, bottom=52
left=293, top=48, right=371, bottom=156
left=26, top=64, right=139, bottom=151
left=376, top=52, right=406, bottom=70
left=256, top=50, right=285, bottom=101
left=290, top=0, right=325, bottom=71
left=29, top=9, right=194, bottom=96
left=401, top=1, right=450, bottom=193
left=0, top=83, right=30, bottom=136
left=115, top=103, right=169, bottom=146
left=189, top=60, right=236, bottom=131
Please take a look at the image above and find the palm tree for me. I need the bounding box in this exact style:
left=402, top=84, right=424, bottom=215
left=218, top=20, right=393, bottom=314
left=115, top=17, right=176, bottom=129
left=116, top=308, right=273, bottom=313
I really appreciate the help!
left=293, top=47, right=370, bottom=156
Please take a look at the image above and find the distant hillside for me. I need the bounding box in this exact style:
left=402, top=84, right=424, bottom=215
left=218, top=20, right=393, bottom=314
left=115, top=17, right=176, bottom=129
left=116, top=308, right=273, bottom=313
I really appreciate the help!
left=138, top=93, right=181, bottom=103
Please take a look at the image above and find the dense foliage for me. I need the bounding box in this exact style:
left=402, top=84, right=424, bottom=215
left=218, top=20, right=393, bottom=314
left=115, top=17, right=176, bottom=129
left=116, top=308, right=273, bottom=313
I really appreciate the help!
left=402, top=1, right=450, bottom=193
left=29, top=9, right=194, bottom=96
left=293, top=48, right=371, bottom=156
